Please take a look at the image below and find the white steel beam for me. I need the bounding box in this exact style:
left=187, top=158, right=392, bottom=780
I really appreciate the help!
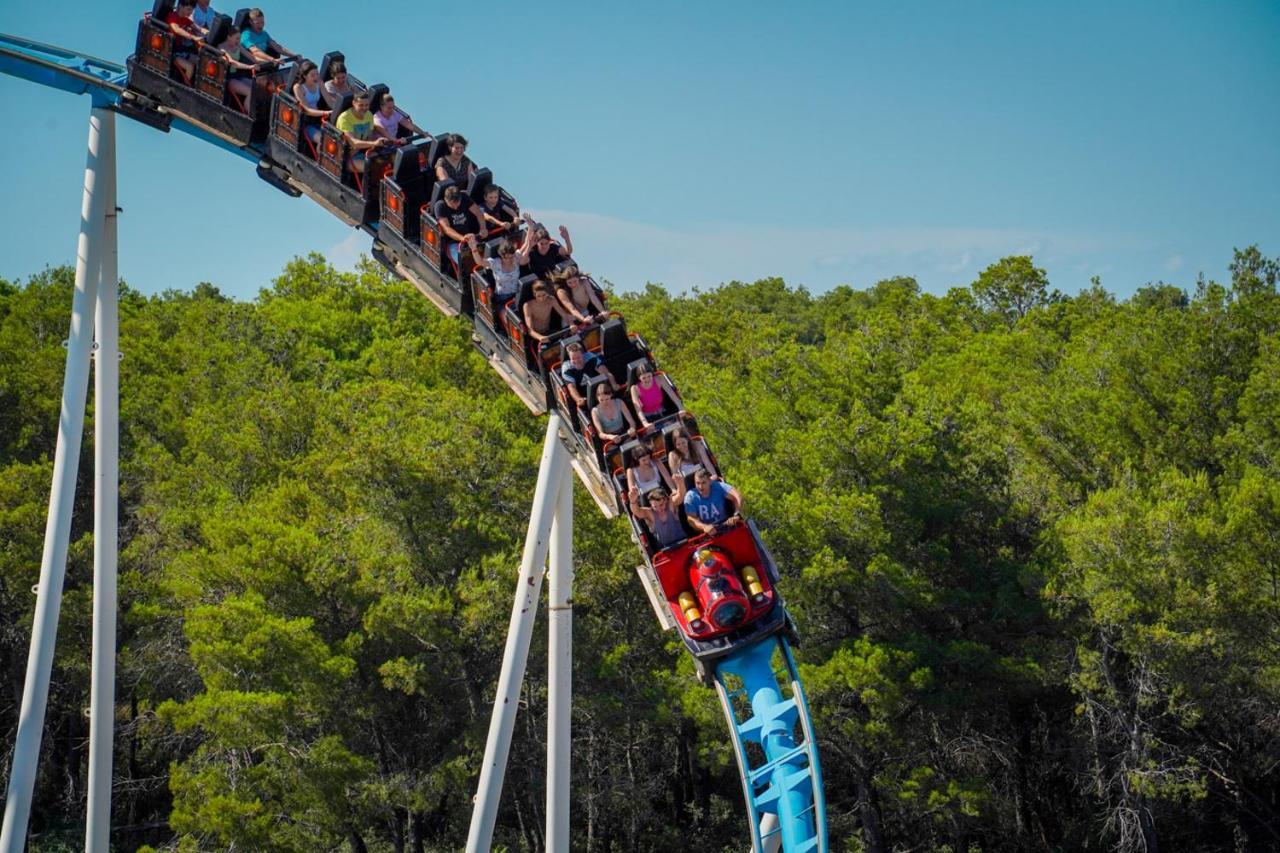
left=1, top=102, right=112, bottom=851
left=545, top=463, right=574, bottom=852
left=466, top=415, right=569, bottom=853
left=85, top=105, right=119, bottom=853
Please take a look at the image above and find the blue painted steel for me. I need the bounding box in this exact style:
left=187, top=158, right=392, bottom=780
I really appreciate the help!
left=717, top=636, right=827, bottom=852
left=0, top=33, right=126, bottom=101
left=168, top=117, right=260, bottom=163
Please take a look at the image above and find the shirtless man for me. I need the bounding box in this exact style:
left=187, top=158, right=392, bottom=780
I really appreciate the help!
left=522, top=281, right=573, bottom=345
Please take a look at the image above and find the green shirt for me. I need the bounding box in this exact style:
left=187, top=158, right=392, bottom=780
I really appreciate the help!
left=336, top=109, right=374, bottom=140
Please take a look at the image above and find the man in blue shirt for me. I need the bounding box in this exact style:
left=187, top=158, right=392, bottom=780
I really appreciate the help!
left=683, top=469, right=744, bottom=535
left=240, top=8, right=300, bottom=64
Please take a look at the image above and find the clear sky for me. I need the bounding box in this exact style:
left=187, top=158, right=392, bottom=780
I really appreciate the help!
left=1, top=1, right=1277, bottom=301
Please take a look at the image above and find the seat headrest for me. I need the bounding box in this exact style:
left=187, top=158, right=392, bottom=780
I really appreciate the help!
left=368, top=83, right=390, bottom=113
left=467, top=167, right=493, bottom=204
left=626, top=358, right=652, bottom=384
left=319, top=50, right=345, bottom=82
left=334, top=92, right=354, bottom=116
left=153, top=0, right=176, bottom=20
left=585, top=373, right=610, bottom=409
left=206, top=13, right=231, bottom=46
left=392, top=142, right=426, bottom=183
left=429, top=178, right=456, bottom=207
left=559, top=334, right=583, bottom=362
left=232, top=8, right=250, bottom=30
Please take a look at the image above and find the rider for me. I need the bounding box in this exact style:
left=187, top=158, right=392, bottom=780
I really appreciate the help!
left=683, top=469, right=743, bottom=535
left=240, top=7, right=300, bottom=65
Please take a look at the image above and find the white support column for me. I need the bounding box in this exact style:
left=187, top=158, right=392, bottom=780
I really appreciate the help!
left=545, top=463, right=573, bottom=852
left=85, top=105, right=119, bottom=853
left=466, top=415, right=569, bottom=853
left=1, top=103, right=111, bottom=851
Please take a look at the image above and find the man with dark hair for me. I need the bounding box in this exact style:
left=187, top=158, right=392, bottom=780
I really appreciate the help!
left=434, top=185, right=487, bottom=272
left=630, top=478, right=689, bottom=549
left=683, top=469, right=743, bottom=535
left=336, top=91, right=394, bottom=174
left=240, top=8, right=300, bottom=63
left=560, top=341, right=613, bottom=408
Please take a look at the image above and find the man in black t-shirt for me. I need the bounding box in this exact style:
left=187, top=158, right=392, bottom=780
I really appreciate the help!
left=434, top=186, right=487, bottom=273
left=560, top=341, right=614, bottom=407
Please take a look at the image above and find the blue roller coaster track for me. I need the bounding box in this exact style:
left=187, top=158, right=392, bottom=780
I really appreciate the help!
left=0, top=29, right=827, bottom=853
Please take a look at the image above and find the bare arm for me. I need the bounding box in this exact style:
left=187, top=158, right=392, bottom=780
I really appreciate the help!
left=268, top=38, right=300, bottom=60
left=468, top=202, right=489, bottom=238
left=293, top=84, right=330, bottom=118
left=466, top=235, right=490, bottom=269
left=558, top=225, right=574, bottom=256
left=627, top=488, right=654, bottom=523
left=557, top=287, right=590, bottom=324
left=631, top=385, right=654, bottom=426
left=167, top=19, right=204, bottom=43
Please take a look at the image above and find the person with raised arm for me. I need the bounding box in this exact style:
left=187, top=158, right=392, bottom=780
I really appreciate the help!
left=521, top=213, right=574, bottom=277
left=372, top=93, right=427, bottom=144
left=467, top=236, right=522, bottom=312
left=434, top=134, right=476, bottom=186
left=240, top=8, right=300, bottom=65
left=291, top=60, right=331, bottom=147
left=336, top=90, right=395, bottom=173
left=590, top=383, right=638, bottom=445
left=683, top=468, right=744, bottom=535
left=554, top=264, right=608, bottom=325
left=522, top=281, right=573, bottom=345
left=629, top=479, right=688, bottom=549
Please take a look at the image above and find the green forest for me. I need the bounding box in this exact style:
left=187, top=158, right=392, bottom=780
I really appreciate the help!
left=1, top=248, right=1278, bottom=852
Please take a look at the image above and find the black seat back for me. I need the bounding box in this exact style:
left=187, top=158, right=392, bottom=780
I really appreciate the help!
left=467, top=167, right=493, bottom=204
left=584, top=373, right=611, bottom=410
left=205, top=12, right=231, bottom=46
left=232, top=7, right=250, bottom=31
left=368, top=83, right=390, bottom=113
left=153, top=0, right=176, bottom=20
left=429, top=178, right=456, bottom=207
left=319, top=50, right=345, bottom=82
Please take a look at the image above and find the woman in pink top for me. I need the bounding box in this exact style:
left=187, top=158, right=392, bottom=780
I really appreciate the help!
left=630, top=364, right=682, bottom=427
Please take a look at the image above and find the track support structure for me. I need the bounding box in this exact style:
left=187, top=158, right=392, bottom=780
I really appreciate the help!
left=466, top=414, right=575, bottom=853
left=1, top=100, right=120, bottom=853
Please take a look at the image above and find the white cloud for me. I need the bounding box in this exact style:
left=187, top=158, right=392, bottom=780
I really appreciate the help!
left=327, top=230, right=366, bottom=271
left=524, top=208, right=1128, bottom=294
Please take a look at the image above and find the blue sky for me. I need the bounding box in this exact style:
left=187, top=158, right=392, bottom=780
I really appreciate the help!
left=1, top=1, right=1277, bottom=301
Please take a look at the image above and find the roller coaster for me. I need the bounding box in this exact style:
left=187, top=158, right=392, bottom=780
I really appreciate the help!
left=0, top=7, right=827, bottom=851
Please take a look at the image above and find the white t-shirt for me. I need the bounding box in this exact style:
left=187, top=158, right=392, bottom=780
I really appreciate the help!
left=373, top=108, right=406, bottom=139
left=191, top=4, right=217, bottom=30
left=490, top=257, right=521, bottom=298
